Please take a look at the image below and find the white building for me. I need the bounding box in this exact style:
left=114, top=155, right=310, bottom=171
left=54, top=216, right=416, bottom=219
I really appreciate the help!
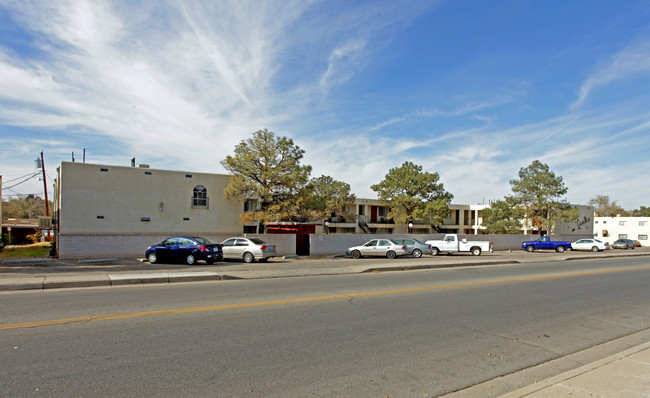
left=594, top=216, right=649, bottom=246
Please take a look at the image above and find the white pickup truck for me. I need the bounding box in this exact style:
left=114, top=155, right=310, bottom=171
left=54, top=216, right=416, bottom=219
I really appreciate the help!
left=425, top=234, right=493, bottom=256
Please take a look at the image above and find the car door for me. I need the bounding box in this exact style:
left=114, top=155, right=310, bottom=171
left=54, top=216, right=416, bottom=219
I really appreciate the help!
left=157, top=237, right=178, bottom=262
left=537, top=237, right=551, bottom=250
left=376, top=239, right=392, bottom=256
left=573, top=239, right=584, bottom=250
left=233, top=239, right=251, bottom=258
left=174, top=237, right=194, bottom=261
left=220, top=238, right=237, bottom=259
left=360, top=240, right=378, bottom=256
left=442, top=235, right=457, bottom=251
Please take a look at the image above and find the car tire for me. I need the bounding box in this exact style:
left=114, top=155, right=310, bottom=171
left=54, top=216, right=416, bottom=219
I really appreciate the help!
left=351, top=250, right=361, bottom=259
left=556, top=245, right=565, bottom=253
left=148, top=252, right=158, bottom=264
left=412, top=249, right=422, bottom=258
left=526, top=245, right=535, bottom=252
left=431, top=247, right=440, bottom=256
left=386, top=250, right=397, bottom=259
left=243, top=252, right=254, bottom=263
left=471, top=247, right=481, bottom=256
left=186, top=254, right=196, bottom=265
left=591, top=246, right=599, bottom=252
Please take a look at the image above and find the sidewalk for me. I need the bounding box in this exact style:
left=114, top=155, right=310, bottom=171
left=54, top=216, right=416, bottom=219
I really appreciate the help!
left=2, top=248, right=650, bottom=398
left=1, top=247, right=649, bottom=291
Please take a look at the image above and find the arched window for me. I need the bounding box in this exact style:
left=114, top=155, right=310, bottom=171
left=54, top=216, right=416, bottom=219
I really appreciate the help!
left=192, top=185, right=208, bottom=208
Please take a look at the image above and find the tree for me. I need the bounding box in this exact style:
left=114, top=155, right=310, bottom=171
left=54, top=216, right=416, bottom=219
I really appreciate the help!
left=509, top=160, right=576, bottom=234
left=588, top=195, right=627, bottom=216
left=221, top=129, right=312, bottom=231
left=304, top=175, right=356, bottom=221
left=632, top=206, right=650, bottom=217
left=1, top=195, right=51, bottom=220
left=481, top=198, right=523, bottom=234
left=370, top=161, right=453, bottom=229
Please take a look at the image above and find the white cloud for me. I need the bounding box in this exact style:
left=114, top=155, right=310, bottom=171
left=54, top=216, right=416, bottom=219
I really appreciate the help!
left=573, top=41, right=650, bottom=109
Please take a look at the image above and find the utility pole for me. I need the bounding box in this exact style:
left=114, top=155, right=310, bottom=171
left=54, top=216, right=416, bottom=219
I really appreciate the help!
left=41, top=151, right=51, bottom=239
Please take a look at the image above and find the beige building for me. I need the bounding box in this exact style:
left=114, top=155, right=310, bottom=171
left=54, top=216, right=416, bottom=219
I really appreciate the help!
left=53, top=162, right=296, bottom=258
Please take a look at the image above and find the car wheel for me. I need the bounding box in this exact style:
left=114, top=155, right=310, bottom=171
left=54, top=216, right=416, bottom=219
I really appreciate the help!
left=147, top=252, right=158, bottom=264
left=431, top=247, right=440, bottom=256
left=351, top=250, right=361, bottom=259
left=243, top=252, right=254, bottom=263
left=471, top=247, right=481, bottom=256
left=526, top=245, right=535, bottom=252
left=386, top=250, right=396, bottom=259
left=591, top=246, right=599, bottom=252
left=556, top=245, right=565, bottom=253
left=412, top=249, right=422, bottom=258
left=186, top=254, right=196, bottom=265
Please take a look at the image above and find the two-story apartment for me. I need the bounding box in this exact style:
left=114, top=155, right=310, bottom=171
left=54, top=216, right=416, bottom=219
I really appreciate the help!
left=594, top=216, right=649, bottom=246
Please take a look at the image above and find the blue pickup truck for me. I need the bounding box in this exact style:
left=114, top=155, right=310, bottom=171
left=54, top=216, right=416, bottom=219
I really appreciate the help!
left=522, top=236, right=572, bottom=253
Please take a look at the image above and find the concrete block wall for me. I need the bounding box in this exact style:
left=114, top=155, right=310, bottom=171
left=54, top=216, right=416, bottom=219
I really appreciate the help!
left=308, top=233, right=593, bottom=256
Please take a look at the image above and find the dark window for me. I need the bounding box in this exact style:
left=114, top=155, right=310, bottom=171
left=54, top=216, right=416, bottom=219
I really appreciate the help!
left=192, top=185, right=208, bottom=208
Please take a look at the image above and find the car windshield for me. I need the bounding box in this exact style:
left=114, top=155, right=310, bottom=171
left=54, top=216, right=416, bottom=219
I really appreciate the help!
left=193, top=237, right=214, bottom=244
left=249, top=238, right=266, bottom=245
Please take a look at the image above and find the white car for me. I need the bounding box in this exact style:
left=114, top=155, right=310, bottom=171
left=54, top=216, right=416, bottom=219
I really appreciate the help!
left=571, top=238, right=610, bottom=252
left=220, top=237, right=277, bottom=263
left=346, top=239, right=408, bottom=259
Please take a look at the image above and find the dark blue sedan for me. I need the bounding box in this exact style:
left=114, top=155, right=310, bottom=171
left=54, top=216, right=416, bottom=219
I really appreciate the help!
left=146, top=236, right=223, bottom=265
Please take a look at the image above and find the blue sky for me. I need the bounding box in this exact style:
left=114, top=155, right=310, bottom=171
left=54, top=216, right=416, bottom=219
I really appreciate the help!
left=1, top=0, right=649, bottom=210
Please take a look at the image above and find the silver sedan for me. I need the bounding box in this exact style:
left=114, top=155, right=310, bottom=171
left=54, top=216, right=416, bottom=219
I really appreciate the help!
left=346, top=239, right=408, bottom=259
left=220, top=237, right=277, bottom=263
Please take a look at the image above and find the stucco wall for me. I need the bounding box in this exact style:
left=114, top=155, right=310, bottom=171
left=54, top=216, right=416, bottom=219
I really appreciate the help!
left=58, top=162, right=243, bottom=234
left=58, top=233, right=297, bottom=259
left=308, top=233, right=593, bottom=256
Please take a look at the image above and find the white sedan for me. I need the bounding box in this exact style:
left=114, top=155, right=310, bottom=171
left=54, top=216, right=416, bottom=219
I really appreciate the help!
left=346, top=239, right=408, bottom=259
left=220, top=237, right=277, bottom=262
left=571, top=238, right=610, bottom=252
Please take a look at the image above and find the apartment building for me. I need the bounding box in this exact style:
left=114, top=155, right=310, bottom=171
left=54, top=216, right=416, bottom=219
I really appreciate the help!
left=594, top=216, right=649, bottom=246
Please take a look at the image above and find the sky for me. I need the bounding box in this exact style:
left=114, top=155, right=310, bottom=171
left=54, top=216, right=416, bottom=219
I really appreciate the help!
left=1, top=0, right=649, bottom=210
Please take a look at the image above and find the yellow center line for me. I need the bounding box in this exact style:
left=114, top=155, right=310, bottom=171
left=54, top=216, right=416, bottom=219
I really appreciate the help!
left=2, top=265, right=649, bottom=330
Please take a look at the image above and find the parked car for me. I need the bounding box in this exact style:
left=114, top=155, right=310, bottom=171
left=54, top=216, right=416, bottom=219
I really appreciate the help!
left=346, top=239, right=408, bottom=259
left=522, top=236, right=571, bottom=253
left=612, top=239, right=636, bottom=249
left=392, top=238, right=433, bottom=258
left=571, top=238, right=610, bottom=252
left=146, top=236, right=223, bottom=265
left=220, top=237, right=276, bottom=263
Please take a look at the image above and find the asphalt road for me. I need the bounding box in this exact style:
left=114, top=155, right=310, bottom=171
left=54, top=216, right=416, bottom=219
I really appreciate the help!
left=2, top=256, right=649, bottom=397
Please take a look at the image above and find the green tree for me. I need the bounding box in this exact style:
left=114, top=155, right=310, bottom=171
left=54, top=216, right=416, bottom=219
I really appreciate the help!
left=221, top=129, right=312, bottom=231
left=1, top=195, right=51, bottom=220
left=370, top=161, right=453, bottom=229
left=509, top=160, right=575, bottom=234
left=588, top=195, right=627, bottom=216
left=304, top=175, right=356, bottom=221
left=632, top=206, right=650, bottom=217
left=481, top=198, right=524, bottom=234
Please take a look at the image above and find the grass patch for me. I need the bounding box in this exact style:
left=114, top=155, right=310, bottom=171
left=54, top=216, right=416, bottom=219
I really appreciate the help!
left=0, top=243, right=51, bottom=258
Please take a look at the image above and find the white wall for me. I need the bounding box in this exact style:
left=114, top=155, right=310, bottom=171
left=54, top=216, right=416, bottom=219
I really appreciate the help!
left=594, top=217, right=650, bottom=246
